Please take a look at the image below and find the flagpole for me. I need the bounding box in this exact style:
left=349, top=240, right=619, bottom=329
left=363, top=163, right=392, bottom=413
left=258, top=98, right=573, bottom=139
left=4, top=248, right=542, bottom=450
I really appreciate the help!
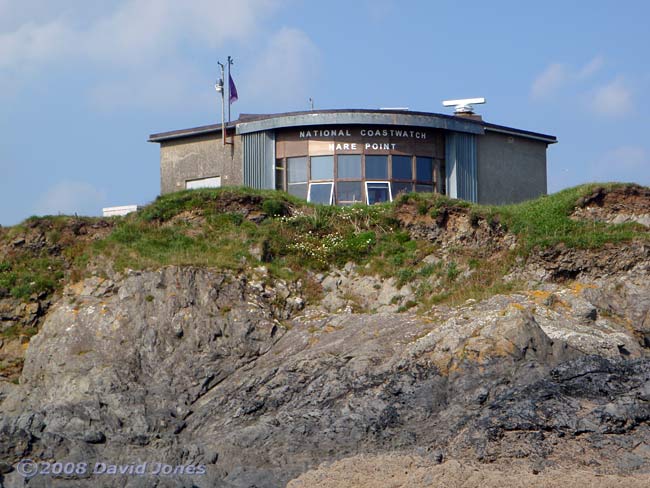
left=217, top=61, right=225, bottom=146
left=227, top=55, right=233, bottom=123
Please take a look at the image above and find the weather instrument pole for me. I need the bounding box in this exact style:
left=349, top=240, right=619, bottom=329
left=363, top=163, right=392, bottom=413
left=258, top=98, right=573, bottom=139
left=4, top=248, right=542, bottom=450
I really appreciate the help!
left=227, top=56, right=233, bottom=123
left=216, top=61, right=225, bottom=146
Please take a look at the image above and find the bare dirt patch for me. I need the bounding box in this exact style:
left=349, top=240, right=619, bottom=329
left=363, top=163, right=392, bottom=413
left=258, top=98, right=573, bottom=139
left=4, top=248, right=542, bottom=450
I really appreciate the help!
left=572, top=185, right=650, bottom=227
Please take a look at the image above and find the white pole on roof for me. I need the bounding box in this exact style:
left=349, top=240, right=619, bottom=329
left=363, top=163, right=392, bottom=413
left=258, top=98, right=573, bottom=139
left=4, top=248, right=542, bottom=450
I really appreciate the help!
left=216, top=62, right=225, bottom=146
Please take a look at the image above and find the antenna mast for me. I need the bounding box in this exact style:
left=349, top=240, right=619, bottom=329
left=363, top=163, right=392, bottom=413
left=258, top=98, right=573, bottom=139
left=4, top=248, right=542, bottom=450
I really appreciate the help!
left=216, top=61, right=225, bottom=146
left=227, top=56, right=233, bottom=123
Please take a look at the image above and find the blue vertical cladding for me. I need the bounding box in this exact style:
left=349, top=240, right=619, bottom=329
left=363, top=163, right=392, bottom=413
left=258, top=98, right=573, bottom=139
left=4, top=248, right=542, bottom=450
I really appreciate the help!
left=445, top=133, right=477, bottom=203
left=243, top=131, right=276, bottom=189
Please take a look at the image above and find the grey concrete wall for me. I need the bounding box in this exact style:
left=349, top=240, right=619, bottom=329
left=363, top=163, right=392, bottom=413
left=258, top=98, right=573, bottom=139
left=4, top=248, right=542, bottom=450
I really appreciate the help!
left=477, top=131, right=548, bottom=205
left=160, top=134, right=243, bottom=194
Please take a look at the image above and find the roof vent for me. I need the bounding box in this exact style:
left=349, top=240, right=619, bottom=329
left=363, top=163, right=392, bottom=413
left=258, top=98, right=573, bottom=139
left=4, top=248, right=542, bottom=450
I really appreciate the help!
left=442, top=97, right=486, bottom=116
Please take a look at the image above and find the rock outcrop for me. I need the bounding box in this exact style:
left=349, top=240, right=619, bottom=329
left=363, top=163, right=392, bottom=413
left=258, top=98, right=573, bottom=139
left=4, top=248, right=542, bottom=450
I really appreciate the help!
left=1, top=185, right=649, bottom=487
left=1, top=259, right=649, bottom=487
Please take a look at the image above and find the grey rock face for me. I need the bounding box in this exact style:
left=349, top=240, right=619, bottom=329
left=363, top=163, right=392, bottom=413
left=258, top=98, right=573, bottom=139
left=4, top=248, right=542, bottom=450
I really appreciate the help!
left=1, top=266, right=650, bottom=487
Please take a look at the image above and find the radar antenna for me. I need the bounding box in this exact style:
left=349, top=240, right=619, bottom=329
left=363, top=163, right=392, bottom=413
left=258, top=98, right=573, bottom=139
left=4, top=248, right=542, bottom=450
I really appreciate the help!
left=442, top=97, right=486, bottom=115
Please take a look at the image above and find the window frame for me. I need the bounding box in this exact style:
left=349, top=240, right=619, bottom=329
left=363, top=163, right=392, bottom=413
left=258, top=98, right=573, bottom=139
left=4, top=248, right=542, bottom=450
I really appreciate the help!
left=309, top=155, right=334, bottom=181
left=185, top=176, right=221, bottom=189
left=390, top=154, right=414, bottom=181
left=415, top=156, right=434, bottom=184
left=336, top=180, right=363, bottom=205
left=365, top=180, right=393, bottom=205
left=336, top=153, right=363, bottom=180
left=364, top=154, right=389, bottom=180
left=307, top=181, right=334, bottom=205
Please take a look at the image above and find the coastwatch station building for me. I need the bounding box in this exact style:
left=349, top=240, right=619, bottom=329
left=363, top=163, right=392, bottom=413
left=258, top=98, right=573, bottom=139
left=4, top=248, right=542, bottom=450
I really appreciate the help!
left=148, top=107, right=556, bottom=205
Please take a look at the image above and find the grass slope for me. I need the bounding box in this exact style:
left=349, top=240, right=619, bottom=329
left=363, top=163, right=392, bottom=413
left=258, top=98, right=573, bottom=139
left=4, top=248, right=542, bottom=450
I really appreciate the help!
left=0, top=184, right=647, bottom=308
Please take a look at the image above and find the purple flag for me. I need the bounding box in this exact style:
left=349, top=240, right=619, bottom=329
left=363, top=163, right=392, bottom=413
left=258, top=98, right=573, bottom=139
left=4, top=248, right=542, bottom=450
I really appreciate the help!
left=229, top=73, right=238, bottom=104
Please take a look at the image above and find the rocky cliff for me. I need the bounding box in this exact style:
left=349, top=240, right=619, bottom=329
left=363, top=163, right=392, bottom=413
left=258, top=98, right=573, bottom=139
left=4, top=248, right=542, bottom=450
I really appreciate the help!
left=0, top=184, right=649, bottom=487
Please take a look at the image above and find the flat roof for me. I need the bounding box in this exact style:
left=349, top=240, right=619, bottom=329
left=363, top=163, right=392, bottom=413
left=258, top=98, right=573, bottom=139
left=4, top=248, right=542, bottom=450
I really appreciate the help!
left=148, top=109, right=557, bottom=144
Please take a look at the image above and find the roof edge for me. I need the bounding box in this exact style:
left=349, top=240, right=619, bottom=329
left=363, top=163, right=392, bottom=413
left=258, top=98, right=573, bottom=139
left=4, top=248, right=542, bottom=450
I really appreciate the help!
left=147, top=109, right=557, bottom=144
left=235, top=110, right=485, bottom=136
left=484, top=123, right=557, bottom=143
left=148, top=122, right=236, bottom=143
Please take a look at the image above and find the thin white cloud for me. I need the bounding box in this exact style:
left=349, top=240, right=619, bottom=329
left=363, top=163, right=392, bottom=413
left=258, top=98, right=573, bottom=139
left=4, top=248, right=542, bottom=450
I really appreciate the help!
left=590, top=77, right=633, bottom=117
left=588, top=146, right=650, bottom=185
left=531, top=63, right=569, bottom=99
left=243, top=27, right=322, bottom=110
left=530, top=56, right=605, bottom=99
left=0, top=20, right=74, bottom=68
left=577, top=55, right=605, bottom=79
left=33, top=181, right=108, bottom=217
left=0, top=0, right=282, bottom=109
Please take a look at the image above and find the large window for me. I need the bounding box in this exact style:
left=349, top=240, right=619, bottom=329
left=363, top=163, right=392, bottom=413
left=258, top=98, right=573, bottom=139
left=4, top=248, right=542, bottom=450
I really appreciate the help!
left=308, top=182, right=334, bottom=204
left=336, top=181, right=362, bottom=204
left=392, top=155, right=412, bottom=180
left=288, top=156, right=308, bottom=199
left=337, top=154, right=362, bottom=179
left=310, top=155, right=334, bottom=180
left=416, top=157, right=433, bottom=183
left=365, top=155, right=388, bottom=179
left=366, top=181, right=392, bottom=205
left=392, top=182, right=412, bottom=197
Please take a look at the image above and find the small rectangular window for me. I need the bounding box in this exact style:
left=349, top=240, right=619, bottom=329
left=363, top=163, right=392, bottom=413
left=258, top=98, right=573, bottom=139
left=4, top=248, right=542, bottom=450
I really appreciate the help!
left=365, top=155, right=388, bottom=179
left=365, top=181, right=392, bottom=205
left=186, top=176, right=221, bottom=189
left=308, top=182, right=334, bottom=205
left=288, top=157, right=308, bottom=199
left=288, top=157, right=308, bottom=183
left=337, top=154, right=362, bottom=179
left=275, top=159, right=285, bottom=191
left=310, top=155, right=334, bottom=180
left=288, top=183, right=308, bottom=199
left=336, top=181, right=362, bottom=204
left=392, top=155, right=412, bottom=180
left=416, top=157, right=433, bottom=183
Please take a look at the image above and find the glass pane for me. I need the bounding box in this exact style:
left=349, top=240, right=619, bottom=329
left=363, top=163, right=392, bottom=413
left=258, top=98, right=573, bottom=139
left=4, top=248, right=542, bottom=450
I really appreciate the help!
left=366, top=182, right=391, bottom=205
left=337, top=154, right=362, bottom=179
left=310, top=155, right=334, bottom=180
left=392, top=155, right=412, bottom=180
left=415, top=184, right=434, bottom=193
left=308, top=183, right=333, bottom=204
left=288, top=183, right=308, bottom=199
left=288, top=157, right=307, bottom=183
left=392, top=182, right=412, bottom=197
left=416, top=157, right=433, bottom=182
left=365, top=155, right=388, bottom=179
left=336, top=181, right=362, bottom=203
left=275, top=162, right=284, bottom=190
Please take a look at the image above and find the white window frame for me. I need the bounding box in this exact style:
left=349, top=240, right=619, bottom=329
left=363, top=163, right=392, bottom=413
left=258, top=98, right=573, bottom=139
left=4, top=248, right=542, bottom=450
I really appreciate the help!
left=185, top=176, right=221, bottom=190
left=307, top=182, right=334, bottom=205
left=365, top=181, right=393, bottom=205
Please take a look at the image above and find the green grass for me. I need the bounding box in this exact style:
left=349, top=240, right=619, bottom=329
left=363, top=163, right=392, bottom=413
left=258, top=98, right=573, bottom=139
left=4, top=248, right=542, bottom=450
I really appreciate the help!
left=0, top=255, right=64, bottom=300
left=0, top=183, right=647, bottom=307
left=494, top=183, right=645, bottom=252
left=0, top=325, right=38, bottom=339
left=136, top=186, right=301, bottom=222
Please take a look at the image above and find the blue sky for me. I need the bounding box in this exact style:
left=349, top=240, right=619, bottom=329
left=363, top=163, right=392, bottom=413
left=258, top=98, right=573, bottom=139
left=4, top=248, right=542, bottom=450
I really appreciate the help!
left=2, top=0, right=649, bottom=225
